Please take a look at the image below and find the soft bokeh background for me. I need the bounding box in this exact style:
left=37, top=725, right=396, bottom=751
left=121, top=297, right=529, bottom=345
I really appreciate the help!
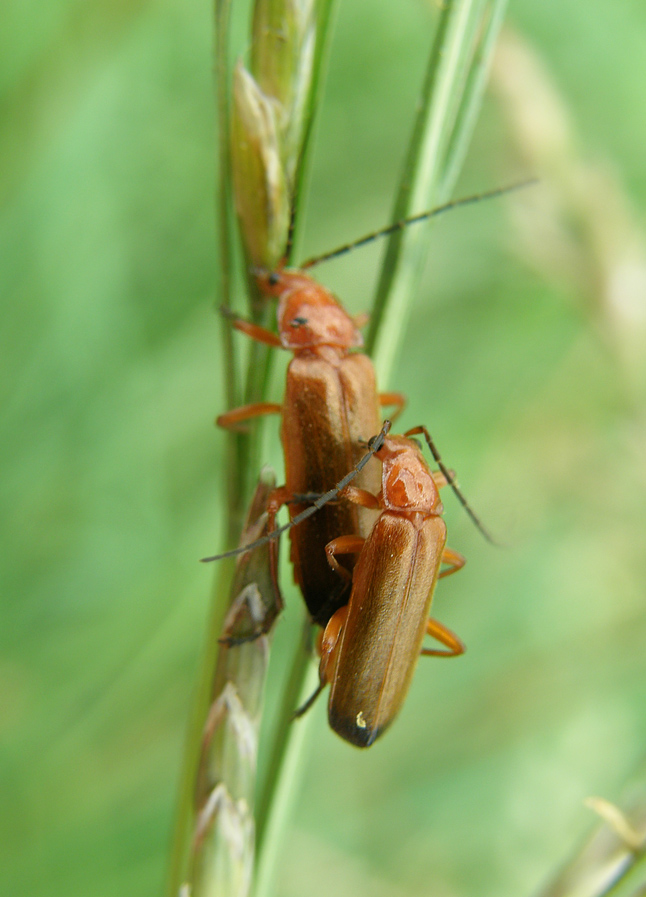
left=2, top=1, right=646, bottom=896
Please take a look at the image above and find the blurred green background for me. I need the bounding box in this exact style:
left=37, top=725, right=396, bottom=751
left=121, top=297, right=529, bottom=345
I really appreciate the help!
left=2, top=1, right=646, bottom=896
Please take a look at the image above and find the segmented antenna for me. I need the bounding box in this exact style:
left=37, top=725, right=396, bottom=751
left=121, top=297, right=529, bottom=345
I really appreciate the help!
left=283, top=197, right=298, bottom=266
left=300, top=179, right=537, bottom=270
left=405, top=425, right=497, bottom=545
left=201, top=421, right=392, bottom=562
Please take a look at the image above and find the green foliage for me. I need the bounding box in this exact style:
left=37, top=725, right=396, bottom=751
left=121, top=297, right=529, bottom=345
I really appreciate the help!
left=2, top=1, right=646, bottom=896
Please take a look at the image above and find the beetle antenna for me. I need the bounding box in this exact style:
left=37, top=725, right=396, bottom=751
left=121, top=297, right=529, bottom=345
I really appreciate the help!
left=201, top=421, right=392, bottom=562
left=300, top=179, right=538, bottom=269
left=405, top=425, right=497, bottom=545
left=283, top=198, right=298, bottom=266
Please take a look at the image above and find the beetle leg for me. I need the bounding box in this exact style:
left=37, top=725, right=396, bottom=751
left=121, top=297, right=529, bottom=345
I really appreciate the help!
left=405, top=424, right=496, bottom=544
left=288, top=491, right=340, bottom=504
left=432, top=468, right=456, bottom=489
left=216, top=401, right=282, bottom=431
left=337, top=485, right=382, bottom=510
left=216, top=472, right=285, bottom=645
left=256, top=485, right=293, bottom=606
left=421, top=618, right=466, bottom=657
left=293, top=680, right=326, bottom=718
left=293, top=605, right=350, bottom=718
left=290, top=484, right=380, bottom=508
left=325, top=534, right=365, bottom=581
left=319, top=604, right=349, bottom=682
left=379, top=391, right=406, bottom=422
left=265, top=485, right=292, bottom=520
left=225, top=314, right=284, bottom=348
left=438, top=546, right=466, bottom=579
left=323, top=484, right=379, bottom=580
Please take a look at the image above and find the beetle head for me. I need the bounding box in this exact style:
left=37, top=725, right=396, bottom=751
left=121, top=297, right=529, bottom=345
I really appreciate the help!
left=273, top=277, right=363, bottom=350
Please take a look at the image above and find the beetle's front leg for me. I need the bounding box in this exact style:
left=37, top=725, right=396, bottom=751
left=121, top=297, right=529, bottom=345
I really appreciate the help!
left=216, top=312, right=283, bottom=430
left=222, top=310, right=283, bottom=348
left=378, top=391, right=406, bottom=422
left=216, top=401, right=282, bottom=431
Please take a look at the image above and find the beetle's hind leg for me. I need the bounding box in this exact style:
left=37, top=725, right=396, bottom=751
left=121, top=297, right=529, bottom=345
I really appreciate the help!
left=421, top=618, right=466, bottom=657
left=293, top=680, right=326, bottom=718
left=294, top=604, right=351, bottom=718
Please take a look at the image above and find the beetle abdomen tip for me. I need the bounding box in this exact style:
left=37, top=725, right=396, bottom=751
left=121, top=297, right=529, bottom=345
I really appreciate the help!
left=329, top=708, right=390, bottom=748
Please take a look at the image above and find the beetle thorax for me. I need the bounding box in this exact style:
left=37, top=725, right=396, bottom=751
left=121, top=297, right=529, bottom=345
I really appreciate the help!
left=380, top=443, right=441, bottom=518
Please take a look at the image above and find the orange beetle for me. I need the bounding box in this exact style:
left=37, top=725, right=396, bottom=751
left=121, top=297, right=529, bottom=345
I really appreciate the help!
left=217, top=269, right=402, bottom=625
left=313, top=427, right=466, bottom=747
left=216, top=185, right=529, bottom=625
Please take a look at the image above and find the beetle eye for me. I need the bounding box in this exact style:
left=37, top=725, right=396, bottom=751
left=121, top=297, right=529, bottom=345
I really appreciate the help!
left=268, top=272, right=280, bottom=286
left=290, top=317, right=308, bottom=327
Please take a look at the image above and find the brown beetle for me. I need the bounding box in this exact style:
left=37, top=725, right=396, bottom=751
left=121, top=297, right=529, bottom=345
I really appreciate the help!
left=313, top=427, right=467, bottom=747
left=217, top=270, right=403, bottom=626
left=215, top=185, right=529, bottom=625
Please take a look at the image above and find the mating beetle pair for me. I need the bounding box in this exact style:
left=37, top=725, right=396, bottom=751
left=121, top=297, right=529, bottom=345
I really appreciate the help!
left=206, top=196, right=500, bottom=744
